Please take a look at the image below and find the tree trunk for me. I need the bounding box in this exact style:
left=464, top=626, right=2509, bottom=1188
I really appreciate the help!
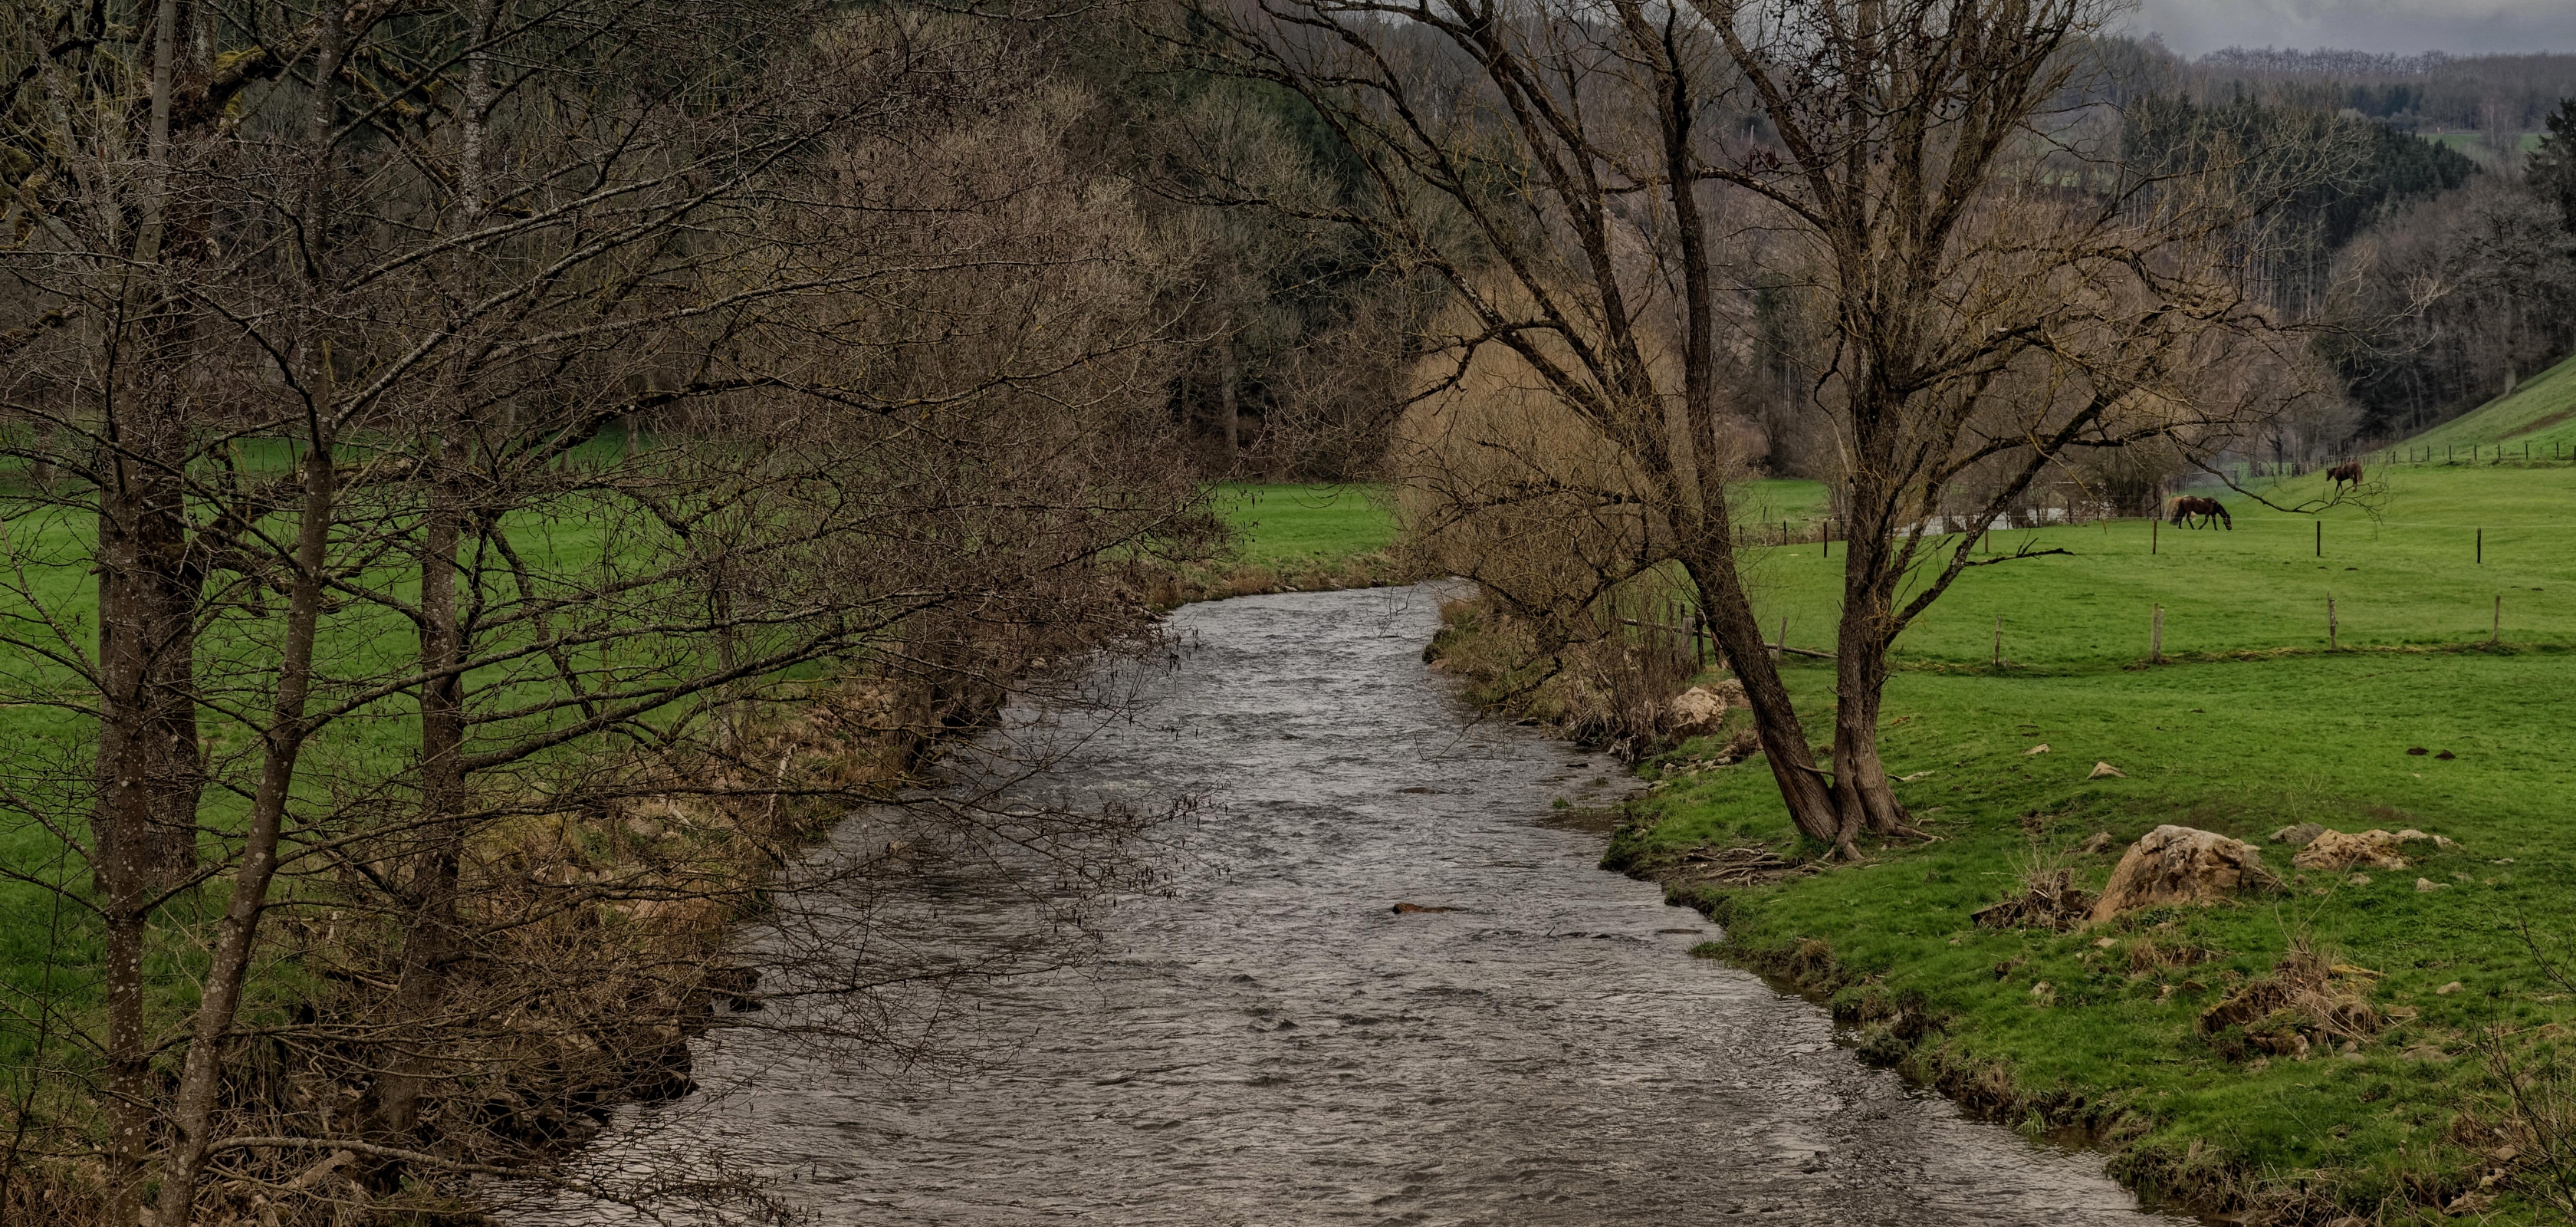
left=1219, top=340, right=1240, bottom=461
left=370, top=439, right=468, bottom=1150
left=1677, top=548, right=1841, bottom=847
left=1829, top=635, right=1905, bottom=840
left=1826, top=456, right=1914, bottom=845
left=152, top=422, right=337, bottom=1227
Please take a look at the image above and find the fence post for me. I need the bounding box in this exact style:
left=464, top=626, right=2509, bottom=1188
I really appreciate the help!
left=2315, top=520, right=2322, bottom=558
left=2477, top=528, right=2483, bottom=565
left=1993, top=614, right=2003, bottom=669
left=2150, top=604, right=2164, bottom=664
left=1774, top=617, right=1788, bottom=661
left=2150, top=516, right=2158, bottom=555
left=2328, top=594, right=2337, bottom=651
left=2493, top=595, right=2502, bottom=646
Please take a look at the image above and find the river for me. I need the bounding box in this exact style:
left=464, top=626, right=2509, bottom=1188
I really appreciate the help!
left=511, top=584, right=2188, bottom=1225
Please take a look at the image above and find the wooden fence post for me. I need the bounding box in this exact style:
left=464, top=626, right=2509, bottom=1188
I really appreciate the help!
left=2150, top=604, right=2164, bottom=664
left=2315, top=520, right=2321, bottom=558
left=2477, top=528, right=2483, bottom=565
left=1775, top=617, right=1787, bottom=661
left=2150, top=516, right=2158, bottom=555
left=2328, top=594, right=2337, bottom=651
left=2493, top=595, right=2502, bottom=646
left=1993, top=614, right=2003, bottom=669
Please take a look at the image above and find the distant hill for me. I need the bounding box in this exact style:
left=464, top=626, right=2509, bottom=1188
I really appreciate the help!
left=2402, top=350, right=2576, bottom=454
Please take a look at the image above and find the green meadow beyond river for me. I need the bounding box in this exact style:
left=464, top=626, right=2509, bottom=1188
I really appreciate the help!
left=514, top=584, right=2191, bottom=1225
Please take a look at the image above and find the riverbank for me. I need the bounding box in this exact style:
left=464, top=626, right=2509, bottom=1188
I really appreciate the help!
left=1148, top=483, right=1414, bottom=606
left=1436, top=467, right=2576, bottom=1225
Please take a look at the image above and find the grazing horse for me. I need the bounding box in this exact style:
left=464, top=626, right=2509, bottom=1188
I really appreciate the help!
left=2167, top=495, right=2232, bottom=529
left=2328, top=461, right=2364, bottom=490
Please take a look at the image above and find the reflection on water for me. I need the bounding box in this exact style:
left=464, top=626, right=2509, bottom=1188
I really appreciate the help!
left=512, top=584, right=2187, bottom=1225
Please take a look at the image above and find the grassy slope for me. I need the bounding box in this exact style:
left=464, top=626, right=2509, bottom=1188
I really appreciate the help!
left=1608, top=465, right=2576, bottom=1222
left=2405, top=350, right=2576, bottom=454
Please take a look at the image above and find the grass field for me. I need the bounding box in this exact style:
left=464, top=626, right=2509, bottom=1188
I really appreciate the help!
left=1211, top=483, right=1400, bottom=569
left=1602, top=464, right=2576, bottom=1221
left=1729, top=464, right=2576, bottom=665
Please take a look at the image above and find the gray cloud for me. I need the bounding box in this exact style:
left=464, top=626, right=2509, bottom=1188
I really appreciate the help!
left=2123, top=0, right=2576, bottom=57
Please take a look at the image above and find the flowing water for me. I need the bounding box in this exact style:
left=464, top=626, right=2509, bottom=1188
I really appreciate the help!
left=517, top=584, right=2189, bottom=1225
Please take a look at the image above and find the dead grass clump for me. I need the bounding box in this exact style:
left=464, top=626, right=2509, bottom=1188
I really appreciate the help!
left=1972, top=852, right=2095, bottom=932
left=2128, top=935, right=2223, bottom=975
left=1782, top=937, right=1839, bottom=989
left=2198, top=942, right=2384, bottom=1060
left=1224, top=566, right=1280, bottom=597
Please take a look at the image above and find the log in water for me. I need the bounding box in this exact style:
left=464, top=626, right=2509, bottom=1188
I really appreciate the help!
left=515, top=584, right=2186, bottom=1225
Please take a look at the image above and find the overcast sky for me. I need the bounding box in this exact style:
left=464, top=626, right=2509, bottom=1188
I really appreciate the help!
left=2124, top=0, right=2576, bottom=58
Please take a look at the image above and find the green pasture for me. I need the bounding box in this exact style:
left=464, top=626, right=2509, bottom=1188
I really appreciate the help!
left=1610, top=463, right=2576, bottom=1219
left=1213, top=483, right=1398, bottom=569
left=1729, top=464, right=2576, bottom=666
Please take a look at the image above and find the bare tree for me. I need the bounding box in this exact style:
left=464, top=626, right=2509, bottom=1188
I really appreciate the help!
left=1169, top=0, right=2342, bottom=853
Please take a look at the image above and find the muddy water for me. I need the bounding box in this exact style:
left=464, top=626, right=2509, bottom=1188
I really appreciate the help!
left=521, top=585, right=2187, bottom=1225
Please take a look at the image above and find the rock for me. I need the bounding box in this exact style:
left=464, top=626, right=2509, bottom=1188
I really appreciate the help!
left=1391, top=903, right=1459, bottom=914
left=2271, top=822, right=2328, bottom=847
left=2404, top=1044, right=2451, bottom=1062
left=2088, top=761, right=2124, bottom=779
left=2088, top=825, right=2279, bottom=925
left=2397, top=829, right=2430, bottom=842
left=2348, top=873, right=2371, bottom=886
left=2436, top=980, right=2464, bottom=995
left=2416, top=877, right=2444, bottom=892
left=2080, top=831, right=2114, bottom=855
left=2292, top=829, right=2411, bottom=872
left=2434, top=834, right=2462, bottom=850
left=2025, top=743, right=2051, bottom=755
left=1664, top=681, right=1746, bottom=739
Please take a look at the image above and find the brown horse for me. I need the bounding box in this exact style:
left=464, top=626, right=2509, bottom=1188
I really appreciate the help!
left=2328, top=460, right=2364, bottom=490
left=2167, top=495, right=2232, bottom=529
